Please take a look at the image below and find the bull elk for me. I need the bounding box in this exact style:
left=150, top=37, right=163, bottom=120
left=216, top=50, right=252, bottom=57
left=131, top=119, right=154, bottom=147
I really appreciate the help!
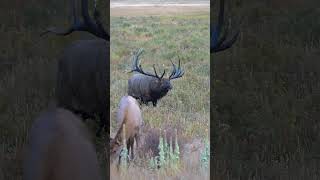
left=42, top=0, right=110, bottom=137
left=211, top=0, right=239, bottom=53
left=110, top=96, right=143, bottom=164
left=128, top=49, right=184, bottom=107
left=23, top=108, right=102, bottom=180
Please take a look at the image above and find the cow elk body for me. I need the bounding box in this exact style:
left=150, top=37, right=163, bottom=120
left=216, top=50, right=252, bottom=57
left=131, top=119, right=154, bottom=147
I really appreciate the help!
left=128, top=49, right=184, bottom=106
left=42, top=0, right=110, bottom=136
left=110, top=96, right=143, bottom=163
left=23, top=108, right=102, bottom=180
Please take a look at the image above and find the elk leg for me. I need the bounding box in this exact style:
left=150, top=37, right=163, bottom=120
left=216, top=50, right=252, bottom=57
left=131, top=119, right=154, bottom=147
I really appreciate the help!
left=117, top=149, right=122, bottom=169
left=135, top=133, right=140, bottom=149
left=152, top=101, right=157, bottom=107
left=134, top=134, right=140, bottom=159
left=127, top=138, right=134, bottom=160
left=96, top=111, right=107, bottom=137
left=131, top=140, right=134, bottom=160
left=140, top=97, right=148, bottom=106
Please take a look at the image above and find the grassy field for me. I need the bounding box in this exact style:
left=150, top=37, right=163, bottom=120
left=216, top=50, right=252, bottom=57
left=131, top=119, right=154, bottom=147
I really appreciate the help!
left=212, top=0, right=320, bottom=179
left=110, top=8, right=209, bottom=180
left=0, top=1, right=209, bottom=179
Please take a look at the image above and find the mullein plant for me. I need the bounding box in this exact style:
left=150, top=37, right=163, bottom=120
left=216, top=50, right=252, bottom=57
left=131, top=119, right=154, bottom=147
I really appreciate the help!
left=200, top=137, right=210, bottom=169
left=169, top=129, right=180, bottom=172
left=148, top=129, right=181, bottom=173
left=158, top=129, right=166, bottom=168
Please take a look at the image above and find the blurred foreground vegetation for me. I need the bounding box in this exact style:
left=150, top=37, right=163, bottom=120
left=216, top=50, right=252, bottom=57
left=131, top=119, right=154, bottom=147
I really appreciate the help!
left=0, top=0, right=109, bottom=179
left=212, top=0, right=320, bottom=179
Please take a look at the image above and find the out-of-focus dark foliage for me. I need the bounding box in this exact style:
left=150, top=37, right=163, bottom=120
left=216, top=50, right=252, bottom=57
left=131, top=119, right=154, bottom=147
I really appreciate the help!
left=0, top=0, right=109, bottom=179
left=212, top=0, right=320, bottom=179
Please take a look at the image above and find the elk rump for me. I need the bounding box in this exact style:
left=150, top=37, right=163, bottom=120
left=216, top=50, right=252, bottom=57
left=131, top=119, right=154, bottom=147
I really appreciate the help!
left=23, top=107, right=102, bottom=180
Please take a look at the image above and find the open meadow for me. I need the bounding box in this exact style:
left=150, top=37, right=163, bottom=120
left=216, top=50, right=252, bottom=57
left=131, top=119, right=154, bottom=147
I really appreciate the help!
left=110, top=3, right=210, bottom=179
left=0, top=1, right=210, bottom=179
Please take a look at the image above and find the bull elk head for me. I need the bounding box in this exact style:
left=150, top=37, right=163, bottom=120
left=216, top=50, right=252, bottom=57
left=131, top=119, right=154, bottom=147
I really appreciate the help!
left=128, top=49, right=184, bottom=106
left=211, top=0, right=239, bottom=53
left=41, top=0, right=109, bottom=41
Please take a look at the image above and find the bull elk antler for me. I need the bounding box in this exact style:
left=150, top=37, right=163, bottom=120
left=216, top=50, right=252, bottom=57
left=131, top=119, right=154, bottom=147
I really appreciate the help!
left=169, top=57, right=184, bottom=80
left=130, top=48, right=184, bottom=80
left=130, top=48, right=166, bottom=80
left=211, top=0, right=239, bottom=53
left=41, top=0, right=109, bottom=41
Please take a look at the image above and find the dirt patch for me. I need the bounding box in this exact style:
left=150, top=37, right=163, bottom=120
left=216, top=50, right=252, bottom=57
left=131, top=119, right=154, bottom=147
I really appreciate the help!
left=111, top=5, right=209, bottom=17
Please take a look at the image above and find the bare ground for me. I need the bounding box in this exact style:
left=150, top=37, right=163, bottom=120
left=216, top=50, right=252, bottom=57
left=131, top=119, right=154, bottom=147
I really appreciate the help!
left=111, top=5, right=209, bottom=17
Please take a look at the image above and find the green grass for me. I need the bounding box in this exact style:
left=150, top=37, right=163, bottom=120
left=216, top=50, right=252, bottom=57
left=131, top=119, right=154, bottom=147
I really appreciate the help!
left=0, top=2, right=209, bottom=179
left=110, top=13, right=209, bottom=179
left=110, top=14, right=210, bottom=135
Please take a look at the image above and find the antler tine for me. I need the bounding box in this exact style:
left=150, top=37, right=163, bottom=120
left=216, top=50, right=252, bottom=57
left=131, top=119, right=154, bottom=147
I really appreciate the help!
left=160, top=69, right=166, bottom=79
left=178, top=56, right=181, bottom=69
left=72, top=0, right=78, bottom=24
left=216, top=0, right=225, bottom=39
left=130, top=49, right=141, bottom=72
left=169, top=59, right=177, bottom=79
left=211, top=0, right=239, bottom=53
left=130, top=48, right=164, bottom=79
left=81, top=0, right=91, bottom=25
left=152, top=65, right=159, bottom=78
left=79, top=0, right=109, bottom=40
left=214, top=30, right=239, bottom=52
left=214, top=17, right=229, bottom=49
left=169, top=57, right=184, bottom=80
left=152, top=65, right=166, bottom=79
left=176, top=57, right=185, bottom=77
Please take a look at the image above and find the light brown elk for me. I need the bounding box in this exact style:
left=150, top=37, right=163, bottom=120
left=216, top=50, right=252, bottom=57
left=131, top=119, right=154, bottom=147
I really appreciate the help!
left=23, top=108, right=102, bottom=180
left=42, top=0, right=109, bottom=137
left=110, top=96, right=143, bottom=163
